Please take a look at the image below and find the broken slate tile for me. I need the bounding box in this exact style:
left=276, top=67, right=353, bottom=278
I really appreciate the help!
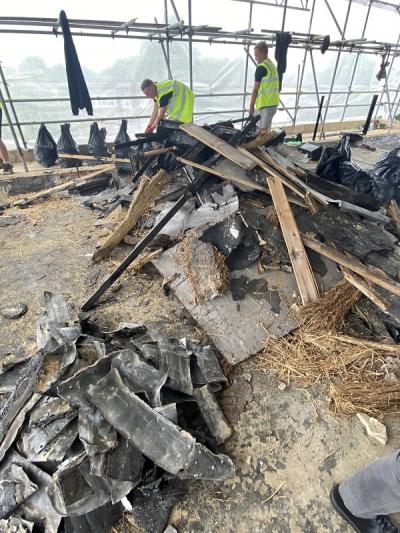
left=158, top=338, right=193, bottom=396
left=0, top=515, right=34, bottom=532
left=17, top=396, right=77, bottom=461
left=47, top=452, right=112, bottom=516
left=89, top=435, right=144, bottom=483
left=111, top=348, right=168, bottom=407
left=0, top=464, right=38, bottom=518
left=87, top=368, right=234, bottom=481
left=0, top=450, right=62, bottom=532
left=193, top=385, right=232, bottom=445
left=64, top=501, right=124, bottom=533
left=0, top=303, right=27, bottom=320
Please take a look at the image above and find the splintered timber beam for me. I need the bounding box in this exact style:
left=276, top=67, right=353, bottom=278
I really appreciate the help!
left=11, top=164, right=114, bottom=206
left=92, top=170, right=169, bottom=263
left=266, top=175, right=320, bottom=305
left=341, top=267, right=391, bottom=313
left=180, top=122, right=257, bottom=171
left=176, top=156, right=269, bottom=194
left=58, top=147, right=174, bottom=164
left=302, top=235, right=400, bottom=298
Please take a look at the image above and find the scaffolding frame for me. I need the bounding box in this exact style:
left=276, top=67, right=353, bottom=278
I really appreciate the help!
left=1, top=0, right=400, bottom=164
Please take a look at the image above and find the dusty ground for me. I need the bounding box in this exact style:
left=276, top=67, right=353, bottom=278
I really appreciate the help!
left=1, top=160, right=400, bottom=532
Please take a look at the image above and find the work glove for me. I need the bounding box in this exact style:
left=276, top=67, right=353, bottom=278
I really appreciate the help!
left=145, top=126, right=154, bottom=134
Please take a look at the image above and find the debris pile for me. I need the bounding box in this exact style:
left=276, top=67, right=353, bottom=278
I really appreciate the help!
left=0, top=293, right=233, bottom=532
left=76, top=119, right=400, bottom=413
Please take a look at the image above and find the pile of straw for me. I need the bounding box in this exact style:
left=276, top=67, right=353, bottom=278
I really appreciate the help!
left=258, top=280, right=400, bottom=415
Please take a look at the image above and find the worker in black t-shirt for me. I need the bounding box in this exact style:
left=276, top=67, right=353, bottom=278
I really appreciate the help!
left=248, top=41, right=280, bottom=135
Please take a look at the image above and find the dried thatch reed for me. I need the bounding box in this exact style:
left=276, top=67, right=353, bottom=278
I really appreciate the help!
left=258, top=280, right=400, bottom=415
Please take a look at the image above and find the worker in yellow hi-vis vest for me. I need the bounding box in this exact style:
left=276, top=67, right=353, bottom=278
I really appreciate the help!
left=248, top=41, right=280, bottom=135
left=141, top=79, right=195, bottom=134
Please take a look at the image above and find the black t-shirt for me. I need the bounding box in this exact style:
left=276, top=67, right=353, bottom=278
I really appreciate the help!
left=255, top=65, right=267, bottom=82
left=155, top=91, right=173, bottom=108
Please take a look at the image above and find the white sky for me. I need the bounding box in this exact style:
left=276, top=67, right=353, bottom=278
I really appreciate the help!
left=1, top=0, right=400, bottom=71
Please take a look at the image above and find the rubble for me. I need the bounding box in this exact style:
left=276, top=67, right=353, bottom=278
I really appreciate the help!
left=3, top=115, right=400, bottom=530
left=0, top=304, right=27, bottom=320
left=0, top=292, right=233, bottom=531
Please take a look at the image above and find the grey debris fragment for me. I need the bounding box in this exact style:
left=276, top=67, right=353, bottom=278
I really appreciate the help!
left=193, top=385, right=232, bottom=445
left=89, top=436, right=144, bottom=484
left=0, top=450, right=62, bottom=532
left=111, top=348, right=168, bottom=407
left=87, top=368, right=234, bottom=481
left=78, top=400, right=118, bottom=457
left=0, top=303, right=28, bottom=320
left=18, top=396, right=77, bottom=460
left=158, top=339, right=193, bottom=396
left=0, top=464, right=37, bottom=518
left=47, top=452, right=111, bottom=517
left=0, top=515, right=34, bottom=532
left=0, top=347, right=32, bottom=376
left=155, top=403, right=178, bottom=425
left=164, top=526, right=178, bottom=533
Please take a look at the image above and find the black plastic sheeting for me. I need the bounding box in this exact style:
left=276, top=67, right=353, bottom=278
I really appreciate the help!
left=370, top=148, right=400, bottom=204
left=88, top=122, right=111, bottom=160
left=34, top=124, right=58, bottom=168
left=317, top=135, right=400, bottom=204
left=57, top=123, right=82, bottom=168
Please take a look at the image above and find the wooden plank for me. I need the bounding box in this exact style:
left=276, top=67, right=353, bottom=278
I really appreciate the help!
left=302, top=235, right=400, bottom=298
left=267, top=175, right=320, bottom=305
left=244, top=147, right=330, bottom=206
left=341, top=267, right=390, bottom=313
left=177, top=156, right=306, bottom=208
left=177, top=156, right=269, bottom=194
left=92, top=170, right=169, bottom=263
left=58, top=147, right=174, bottom=165
left=180, top=123, right=257, bottom=171
left=388, top=199, right=400, bottom=234
left=237, top=147, right=306, bottom=200
left=11, top=164, right=114, bottom=206
left=241, top=129, right=283, bottom=149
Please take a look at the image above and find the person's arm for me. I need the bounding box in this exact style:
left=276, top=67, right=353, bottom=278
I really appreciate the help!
left=150, top=106, right=167, bottom=130
left=249, top=65, right=267, bottom=115
left=146, top=101, right=159, bottom=133
left=249, top=81, right=260, bottom=116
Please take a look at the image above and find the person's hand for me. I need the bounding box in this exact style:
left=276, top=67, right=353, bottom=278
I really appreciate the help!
left=248, top=106, right=254, bottom=116
left=145, top=125, right=154, bottom=134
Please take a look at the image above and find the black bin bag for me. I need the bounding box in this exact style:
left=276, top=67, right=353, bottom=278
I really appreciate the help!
left=370, top=148, right=400, bottom=204
left=316, top=134, right=351, bottom=182
left=88, top=122, right=111, bottom=161
left=34, top=124, right=58, bottom=167
left=337, top=161, right=371, bottom=194
left=57, top=123, right=82, bottom=168
left=114, top=119, right=131, bottom=172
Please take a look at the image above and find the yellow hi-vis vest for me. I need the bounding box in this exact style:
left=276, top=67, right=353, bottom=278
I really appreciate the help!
left=255, top=59, right=280, bottom=110
left=155, top=80, right=194, bottom=123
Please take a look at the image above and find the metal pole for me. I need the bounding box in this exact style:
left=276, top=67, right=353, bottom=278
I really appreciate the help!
left=340, top=0, right=372, bottom=122
left=241, top=1, right=253, bottom=120
left=373, top=35, right=400, bottom=121
left=188, top=0, right=193, bottom=89
left=0, top=86, right=27, bottom=171
left=309, top=50, right=320, bottom=105
left=0, top=63, right=27, bottom=148
left=362, top=94, right=378, bottom=134
left=154, top=17, right=173, bottom=79
left=292, top=0, right=316, bottom=126
left=281, top=0, right=288, bottom=31
left=319, top=0, right=352, bottom=138
left=164, top=0, right=171, bottom=79
left=312, top=95, right=324, bottom=140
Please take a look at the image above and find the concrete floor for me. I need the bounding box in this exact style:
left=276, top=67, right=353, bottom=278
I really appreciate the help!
left=1, top=143, right=400, bottom=531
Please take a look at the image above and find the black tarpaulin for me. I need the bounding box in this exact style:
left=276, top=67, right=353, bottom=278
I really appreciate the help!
left=59, top=10, right=93, bottom=116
